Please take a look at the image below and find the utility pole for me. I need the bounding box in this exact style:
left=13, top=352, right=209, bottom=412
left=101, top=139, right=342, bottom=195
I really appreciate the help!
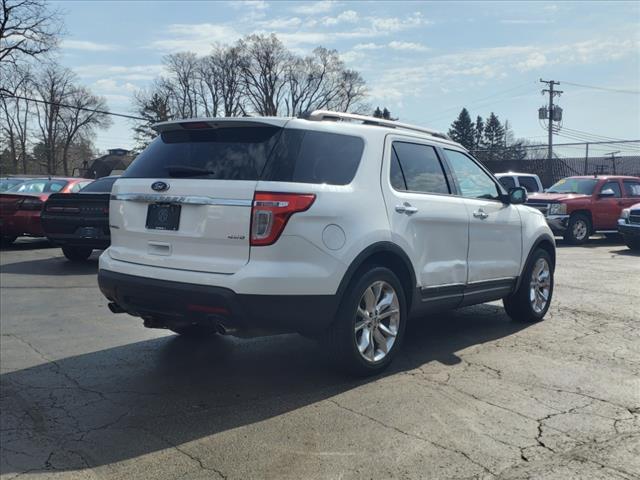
left=583, top=143, right=589, bottom=175
left=540, top=79, right=563, bottom=186
left=605, top=151, right=620, bottom=175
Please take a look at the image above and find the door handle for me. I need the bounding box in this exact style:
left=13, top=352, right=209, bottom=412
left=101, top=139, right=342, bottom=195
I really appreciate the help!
left=395, top=203, right=418, bottom=215
left=473, top=209, right=489, bottom=219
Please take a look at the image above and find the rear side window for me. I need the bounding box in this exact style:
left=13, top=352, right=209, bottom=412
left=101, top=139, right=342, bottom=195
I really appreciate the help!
left=518, top=176, right=540, bottom=192
left=390, top=142, right=450, bottom=194
left=123, top=127, right=282, bottom=180
left=623, top=180, right=640, bottom=197
left=262, top=130, right=364, bottom=185
left=498, top=176, right=516, bottom=190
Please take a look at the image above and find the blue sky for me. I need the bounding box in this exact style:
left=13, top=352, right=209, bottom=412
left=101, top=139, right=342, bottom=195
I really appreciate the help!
left=54, top=0, right=640, bottom=155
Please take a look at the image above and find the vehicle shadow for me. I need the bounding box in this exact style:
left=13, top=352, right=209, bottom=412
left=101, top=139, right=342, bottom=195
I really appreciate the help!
left=0, top=255, right=99, bottom=275
left=0, top=304, right=528, bottom=475
left=556, top=235, right=624, bottom=248
left=609, top=247, right=638, bottom=257
left=0, top=238, right=56, bottom=251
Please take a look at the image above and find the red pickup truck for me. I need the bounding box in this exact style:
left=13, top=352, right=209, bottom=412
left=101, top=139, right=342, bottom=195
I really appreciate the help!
left=526, top=175, right=640, bottom=244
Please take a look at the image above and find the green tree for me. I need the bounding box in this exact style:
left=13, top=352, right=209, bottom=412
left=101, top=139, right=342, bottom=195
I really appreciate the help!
left=474, top=116, right=484, bottom=149
left=373, top=106, right=383, bottom=118
left=448, top=108, right=475, bottom=150
left=482, top=112, right=505, bottom=161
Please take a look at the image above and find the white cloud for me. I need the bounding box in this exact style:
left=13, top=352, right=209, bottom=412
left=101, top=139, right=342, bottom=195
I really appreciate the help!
left=516, top=52, right=548, bottom=71
left=543, top=4, right=558, bottom=11
left=149, top=24, right=240, bottom=55
left=93, top=78, right=138, bottom=93
left=369, top=11, right=431, bottom=33
left=258, top=17, right=302, bottom=29
left=388, top=41, right=429, bottom=52
left=62, top=40, right=119, bottom=51
left=236, top=0, right=269, bottom=10
left=322, top=10, right=359, bottom=26
left=353, top=43, right=383, bottom=50
left=291, top=0, right=336, bottom=15
left=500, top=19, right=555, bottom=25
left=74, top=64, right=166, bottom=82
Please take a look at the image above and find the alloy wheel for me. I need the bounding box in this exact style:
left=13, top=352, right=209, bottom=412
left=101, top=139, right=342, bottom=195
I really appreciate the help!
left=354, top=281, right=400, bottom=363
left=529, top=258, right=551, bottom=314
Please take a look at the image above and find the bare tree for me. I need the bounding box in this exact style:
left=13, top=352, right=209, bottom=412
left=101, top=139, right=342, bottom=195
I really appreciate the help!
left=195, top=54, right=220, bottom=118
left=0, top=0, right=63, bottom=70
left=58, top=86, right=111, bottom=175
left=212, top=45, right=244, bottom=117
left=0, top=63, right=32, bottom=172
left=162, top=52, right=201, bottom=118
left=239, top=34, right=290, bottom=116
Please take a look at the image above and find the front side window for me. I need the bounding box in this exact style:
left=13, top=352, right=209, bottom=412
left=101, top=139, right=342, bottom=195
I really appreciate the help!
left=444, top=149, right=500, bottom=200
left=600, top=181, right=621, bottom=197
left=518, top=176, right=540, bottom=192
left=623, top=180, right=640, bottom=197
left=390, top=142, right=450, bottom=194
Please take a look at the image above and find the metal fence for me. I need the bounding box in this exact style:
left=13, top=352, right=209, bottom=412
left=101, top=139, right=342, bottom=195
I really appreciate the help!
left=474, top=140, right=640, bottom=186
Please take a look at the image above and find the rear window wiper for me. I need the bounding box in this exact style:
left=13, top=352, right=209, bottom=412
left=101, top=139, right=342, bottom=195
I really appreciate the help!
left=165, top=165, right=216, bottom=177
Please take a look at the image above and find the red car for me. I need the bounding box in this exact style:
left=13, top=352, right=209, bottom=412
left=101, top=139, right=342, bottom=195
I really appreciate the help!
left=526, top=175, right=640, bottom=244
left=0, top=178, right=92, bottom=245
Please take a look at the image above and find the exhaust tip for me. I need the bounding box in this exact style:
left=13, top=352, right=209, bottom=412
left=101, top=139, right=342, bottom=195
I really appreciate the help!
left=216, top=323, right=238, bottom=336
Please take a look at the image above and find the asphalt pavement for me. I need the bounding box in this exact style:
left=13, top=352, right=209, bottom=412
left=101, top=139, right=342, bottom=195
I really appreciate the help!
left=1, top=237, right=639, bottom=479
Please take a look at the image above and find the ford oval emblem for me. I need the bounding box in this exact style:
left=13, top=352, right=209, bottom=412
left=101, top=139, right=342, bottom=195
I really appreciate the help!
left=151, top=181, right=169, bottom=192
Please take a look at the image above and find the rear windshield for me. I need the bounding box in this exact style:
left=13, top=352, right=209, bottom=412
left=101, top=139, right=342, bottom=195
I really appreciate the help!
left=79, top=177, right=118, bottom=193
left=7, top=179, right=67, bottom=193
left=123, top=127, right=364, bottom=186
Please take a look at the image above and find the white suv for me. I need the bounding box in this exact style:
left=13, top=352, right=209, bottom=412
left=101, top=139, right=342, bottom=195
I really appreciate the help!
left=98, top=111, right=555, bottom=375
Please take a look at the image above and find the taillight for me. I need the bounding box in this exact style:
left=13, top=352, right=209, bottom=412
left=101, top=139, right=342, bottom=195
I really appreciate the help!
left=18, top=198, right=43, bottom=211
left=250, top=192, right=315, bottom=246
left=45, top=205, right=80, bottom=213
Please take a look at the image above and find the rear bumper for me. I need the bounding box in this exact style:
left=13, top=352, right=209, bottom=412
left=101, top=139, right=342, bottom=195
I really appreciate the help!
left=42, top=215, right=110, bottom=249
left=0, top=211, right=44, bottom=237
left=545, top=215, right=570, bottom=234
left=98, top=269, right=339, bottom=335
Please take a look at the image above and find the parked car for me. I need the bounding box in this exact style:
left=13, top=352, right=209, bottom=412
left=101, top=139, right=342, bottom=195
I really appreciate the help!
left=526, top=175, right=640, bottom=244
left=618, top=202, right=640, bottom=250
left=0, top=177, right=30, bottom=192
left=98, top=111, right=556, bottom=375
left=41, top=176, right=119, bottom=261
left=495, top=172, right=543, bottom=193
left=0, top=178, right=93, bottom=245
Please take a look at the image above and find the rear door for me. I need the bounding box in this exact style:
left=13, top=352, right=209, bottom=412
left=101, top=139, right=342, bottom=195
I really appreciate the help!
left=108, top=121, right=286, bottom=274
left=381, top=137, right=469, bottom=295
left=622, top=179, right=640, bottom=209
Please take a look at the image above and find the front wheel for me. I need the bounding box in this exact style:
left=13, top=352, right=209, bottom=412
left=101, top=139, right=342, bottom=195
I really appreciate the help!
left=503, top=248, right=554, bottom=323
left=623, top=235, right=640, bottom=251
left=62, top=246, right=93, bottom=262
left=323, top=266, right=407, bottom=376
left=563, top=214, right=591, bottom=245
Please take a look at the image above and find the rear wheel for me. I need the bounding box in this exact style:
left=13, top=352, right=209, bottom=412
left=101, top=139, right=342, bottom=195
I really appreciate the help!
left=324, top=266, right=406, bottom=376
left=564, top=213, right=591, bottom=245
left=62, top=246, right=93, bottom=262
left=0, top=236, right=17, bottom=246
left=503, top=248, right=554, bottom=323
left=623, top=235, right=640, bottom=251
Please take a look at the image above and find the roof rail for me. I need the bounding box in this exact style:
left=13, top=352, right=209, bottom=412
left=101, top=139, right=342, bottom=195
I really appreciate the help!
left=305, top=110, right=452, bottom=142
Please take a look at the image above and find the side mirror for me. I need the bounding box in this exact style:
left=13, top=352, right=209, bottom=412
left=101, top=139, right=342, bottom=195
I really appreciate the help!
left=599, top=188, right=615, bottom=198
left=508, top=187, right=527, bottom=204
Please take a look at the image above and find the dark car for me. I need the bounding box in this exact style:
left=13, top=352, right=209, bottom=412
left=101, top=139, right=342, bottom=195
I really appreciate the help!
left=0, top=178, right=93, bottom=245
left=41, top=176, right=119, bottom=261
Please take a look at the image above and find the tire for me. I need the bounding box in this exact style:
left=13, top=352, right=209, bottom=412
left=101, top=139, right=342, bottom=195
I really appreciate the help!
left=503, top=248, right=554, bottom=323
left=62, top=246, right=93, bottom=262
left=170, top=324, right=218, bottom=337
left=623, top=235, right=640, bottom=251
left=0, top=236, right=17, bottom=246
left=323, top=266, right=407, bottom=376
left=564, top=213, right=591, bottom=245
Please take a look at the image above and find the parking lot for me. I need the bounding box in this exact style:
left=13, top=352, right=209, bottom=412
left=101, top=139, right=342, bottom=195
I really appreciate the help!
left=0, top=239, right=638, bottom=480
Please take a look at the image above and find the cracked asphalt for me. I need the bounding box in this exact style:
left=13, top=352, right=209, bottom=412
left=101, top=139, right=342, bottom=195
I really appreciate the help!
left=1, top=237, right=639, bottom=479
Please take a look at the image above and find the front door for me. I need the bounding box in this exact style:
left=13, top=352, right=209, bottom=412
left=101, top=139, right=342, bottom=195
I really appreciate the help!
left=592, top=180, right=623, bottom=229
left=441, top=149, right=522, bottom=284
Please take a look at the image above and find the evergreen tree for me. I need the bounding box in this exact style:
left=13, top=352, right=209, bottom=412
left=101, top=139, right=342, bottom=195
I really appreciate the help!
left=482, top=112, right=505, bottom=161
left=474, top=115, right=484, bottom=150
left=373, top=106, right=383, bottom=118
left=382, top=107, right=392, bottom=120
left=447, top=108, right=475, bottom=150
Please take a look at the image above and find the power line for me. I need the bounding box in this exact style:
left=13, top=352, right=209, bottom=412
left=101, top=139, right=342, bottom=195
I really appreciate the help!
left=560, top=81, right=640, bottom=95
left=0, top=93, right=146, bottom=121
left=556, top=126, right=630, bottom=143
